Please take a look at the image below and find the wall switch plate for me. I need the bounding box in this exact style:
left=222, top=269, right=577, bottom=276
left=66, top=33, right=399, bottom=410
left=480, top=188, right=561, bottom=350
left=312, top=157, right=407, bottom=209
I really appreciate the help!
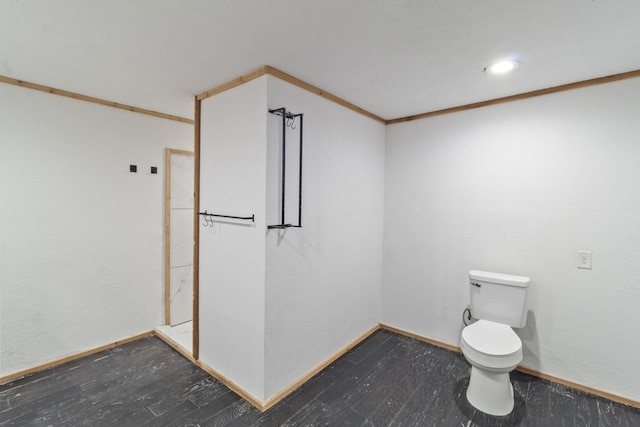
left=150, top=166, right=157, bottom=174
left=577, top=250, right=592, bottom=269
left=130, top=164, right=137, bottom=173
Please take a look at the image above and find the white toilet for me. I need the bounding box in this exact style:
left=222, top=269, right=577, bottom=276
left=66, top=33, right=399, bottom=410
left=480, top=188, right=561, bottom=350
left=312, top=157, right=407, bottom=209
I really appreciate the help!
left=460, top=270, right=530, bottom=416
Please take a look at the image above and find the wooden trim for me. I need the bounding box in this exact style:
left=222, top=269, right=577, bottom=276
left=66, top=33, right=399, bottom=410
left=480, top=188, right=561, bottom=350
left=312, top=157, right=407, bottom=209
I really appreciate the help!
left=167, top=148, right=197, bottom=156
left=192, top=98, right=202, bottom=361
left=387, top=69, right=640, bottom=124
left=0, top=331, right=154, bottom=385
left=196, top=360, right=266, bottom=410
left=195, top=65, right=386, bottom=124
left=196, top=66, right=269, bottom=100
left=193, top=324, right=380, bottom=412
left=0, top=74, right=194, bottom=124
left=264, top=66, right=387, bottom=124
left=516, top=366, right=640, bottom=409
left=153, top=328, right=196, bottom=364
left=190, top=67, right=640, bottom=126
left=5, top=67, right=637, bottom=128
left=381, top=323, right=640, bottom=409
left=260, top=323, right=381, bottom=411
left=380, top=323, right=461, bottom=353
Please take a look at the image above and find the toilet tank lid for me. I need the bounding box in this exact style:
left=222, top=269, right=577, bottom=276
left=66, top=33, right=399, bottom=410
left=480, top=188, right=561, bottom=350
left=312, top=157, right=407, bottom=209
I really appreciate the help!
left=469, top=270, right=530, bottom=287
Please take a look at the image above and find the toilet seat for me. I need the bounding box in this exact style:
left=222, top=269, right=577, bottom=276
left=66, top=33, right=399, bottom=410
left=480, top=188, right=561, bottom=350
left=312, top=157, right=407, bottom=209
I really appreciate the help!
left=461, top=320, right=522, bottom=371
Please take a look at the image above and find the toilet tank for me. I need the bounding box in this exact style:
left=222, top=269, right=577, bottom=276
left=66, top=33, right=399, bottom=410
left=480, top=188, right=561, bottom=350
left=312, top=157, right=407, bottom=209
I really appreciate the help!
left=469, top=270, right=530, bottom=328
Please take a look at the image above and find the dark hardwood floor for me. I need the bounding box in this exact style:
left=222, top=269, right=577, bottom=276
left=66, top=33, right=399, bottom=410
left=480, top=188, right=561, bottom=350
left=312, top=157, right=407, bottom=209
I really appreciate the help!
left=1, top=329, right=639, bottom=426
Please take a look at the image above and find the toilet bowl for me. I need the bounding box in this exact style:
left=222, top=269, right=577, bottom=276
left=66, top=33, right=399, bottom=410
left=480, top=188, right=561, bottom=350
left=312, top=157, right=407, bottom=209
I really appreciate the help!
left=460, top=270, right=530, bottom=416
left=460, top=319, right=523, bottom=416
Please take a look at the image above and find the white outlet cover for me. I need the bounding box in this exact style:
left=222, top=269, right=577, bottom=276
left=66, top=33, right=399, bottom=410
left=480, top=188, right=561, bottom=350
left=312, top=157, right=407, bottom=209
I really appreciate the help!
left=577, top=250, right=592, bottom=269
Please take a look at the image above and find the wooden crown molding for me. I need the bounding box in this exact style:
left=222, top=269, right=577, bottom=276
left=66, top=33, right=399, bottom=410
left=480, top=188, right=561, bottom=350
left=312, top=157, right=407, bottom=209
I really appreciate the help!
left=263, top=66, right=387, bottom=124
left=387, top=69, right=640, bottom=124
left=197, top=66, right=640, bottom=126
left=196, top=66, right=269, bottom=101
left=4, top=67, right=639, bottom=127
left=6, top=67, right=637, bottom=128
left=196, top=66, right=387, bottom=124
left=0, top=75, right=194, bottom=125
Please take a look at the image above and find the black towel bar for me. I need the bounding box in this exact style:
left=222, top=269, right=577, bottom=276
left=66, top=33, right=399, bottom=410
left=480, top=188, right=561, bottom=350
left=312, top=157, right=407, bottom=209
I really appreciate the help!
left=199, top=211, right=255, bottom=222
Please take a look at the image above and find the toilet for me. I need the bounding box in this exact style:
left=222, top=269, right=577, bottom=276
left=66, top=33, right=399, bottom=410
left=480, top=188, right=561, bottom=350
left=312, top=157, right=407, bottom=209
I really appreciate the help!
left=460, top=270, right=530, bottom=416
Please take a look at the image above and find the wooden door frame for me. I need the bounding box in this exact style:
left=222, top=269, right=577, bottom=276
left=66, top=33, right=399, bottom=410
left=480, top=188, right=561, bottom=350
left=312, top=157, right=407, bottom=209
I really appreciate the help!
left=193, top=99, right=201, bottom=360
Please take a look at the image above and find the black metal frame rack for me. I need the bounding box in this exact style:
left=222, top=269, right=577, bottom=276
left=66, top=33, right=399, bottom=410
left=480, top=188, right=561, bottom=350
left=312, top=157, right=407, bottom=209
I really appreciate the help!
left=267, top=107, right=303, bottom=230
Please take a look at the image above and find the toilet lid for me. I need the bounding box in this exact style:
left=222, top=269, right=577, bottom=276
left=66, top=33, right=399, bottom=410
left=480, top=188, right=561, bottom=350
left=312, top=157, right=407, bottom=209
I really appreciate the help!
left=462, top=320, right=521, bottom=356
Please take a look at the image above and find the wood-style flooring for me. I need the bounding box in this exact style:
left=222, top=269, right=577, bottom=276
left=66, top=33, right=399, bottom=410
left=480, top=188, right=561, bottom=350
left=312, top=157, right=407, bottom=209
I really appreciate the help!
left=1, top=329, right=639, bottom=426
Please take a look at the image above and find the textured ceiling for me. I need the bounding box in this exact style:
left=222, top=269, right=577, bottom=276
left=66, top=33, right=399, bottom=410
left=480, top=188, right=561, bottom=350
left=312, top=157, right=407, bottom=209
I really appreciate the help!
left=1, top=0, right=639, bottom=121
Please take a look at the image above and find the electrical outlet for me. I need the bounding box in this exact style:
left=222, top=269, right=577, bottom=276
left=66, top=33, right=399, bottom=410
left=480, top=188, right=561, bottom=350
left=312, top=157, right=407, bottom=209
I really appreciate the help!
left=577, top=250, right=592, bottom=269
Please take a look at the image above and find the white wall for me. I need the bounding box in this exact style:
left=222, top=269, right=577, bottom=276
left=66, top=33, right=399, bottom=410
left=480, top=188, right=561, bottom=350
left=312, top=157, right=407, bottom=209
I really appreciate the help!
left=197, top=75, right=384, bottom=402
left=0, top=83, right=193, bottom=377
left=382, top=77, right=640, bottom=401
left=264, top=76, right=385, bottom=400
left=198, top=77, right=268, bottom=401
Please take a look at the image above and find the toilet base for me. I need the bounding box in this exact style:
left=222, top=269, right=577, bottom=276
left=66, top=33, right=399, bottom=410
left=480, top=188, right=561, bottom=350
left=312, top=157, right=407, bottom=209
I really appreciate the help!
left=466, top=366, right=514, bottom=416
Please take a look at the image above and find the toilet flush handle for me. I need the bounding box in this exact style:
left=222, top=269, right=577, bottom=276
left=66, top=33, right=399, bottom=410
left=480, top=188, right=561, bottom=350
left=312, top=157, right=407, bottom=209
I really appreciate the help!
left=471, top=282, right=481, bottom=288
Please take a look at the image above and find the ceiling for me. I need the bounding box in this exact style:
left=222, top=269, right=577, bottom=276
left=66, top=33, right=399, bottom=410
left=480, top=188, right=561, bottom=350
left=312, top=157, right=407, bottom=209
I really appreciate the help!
left=1, top=0, right=639, bottom=121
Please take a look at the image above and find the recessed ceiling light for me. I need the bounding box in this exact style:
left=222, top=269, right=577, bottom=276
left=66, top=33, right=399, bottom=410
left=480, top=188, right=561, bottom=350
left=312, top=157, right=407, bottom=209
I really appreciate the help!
left=484, top=59, right=520, bottom=74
